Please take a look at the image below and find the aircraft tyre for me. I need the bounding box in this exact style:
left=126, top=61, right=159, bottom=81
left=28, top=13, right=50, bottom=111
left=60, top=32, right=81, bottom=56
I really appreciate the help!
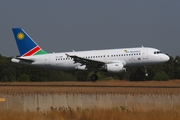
left=90, top=74, right=98, bottom=82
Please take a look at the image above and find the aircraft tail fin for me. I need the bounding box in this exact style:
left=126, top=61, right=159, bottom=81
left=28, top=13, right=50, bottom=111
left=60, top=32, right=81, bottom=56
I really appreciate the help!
left=12, top=28, right=48, bottom=57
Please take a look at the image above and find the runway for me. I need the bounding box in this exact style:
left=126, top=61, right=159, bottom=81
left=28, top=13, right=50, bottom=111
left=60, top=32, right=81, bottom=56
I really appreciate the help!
left=0, top=80, right=180, bottom=94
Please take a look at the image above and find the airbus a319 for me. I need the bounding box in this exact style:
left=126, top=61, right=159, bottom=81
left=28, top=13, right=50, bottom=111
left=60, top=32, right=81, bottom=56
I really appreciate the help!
left=11, top=28, right=169, bottom=81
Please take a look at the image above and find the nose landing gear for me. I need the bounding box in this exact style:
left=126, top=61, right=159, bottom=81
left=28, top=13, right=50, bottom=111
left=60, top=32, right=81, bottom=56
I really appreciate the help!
left=144, top=66, right=148, bottom=76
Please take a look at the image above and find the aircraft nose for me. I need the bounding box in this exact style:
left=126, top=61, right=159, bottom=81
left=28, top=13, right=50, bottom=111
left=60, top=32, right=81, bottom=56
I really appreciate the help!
left=163, top=54, right=170, bottom=62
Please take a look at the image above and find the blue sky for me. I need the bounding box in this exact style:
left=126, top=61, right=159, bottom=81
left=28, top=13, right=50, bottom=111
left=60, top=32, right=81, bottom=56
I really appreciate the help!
left=1, top=0, right=180, bottom=57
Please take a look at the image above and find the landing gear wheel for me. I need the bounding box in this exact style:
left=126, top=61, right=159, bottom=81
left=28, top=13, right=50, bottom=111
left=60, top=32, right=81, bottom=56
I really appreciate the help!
left=144, top=66, right=148, bottom=76
left=90, top=74, right=98, bottom=82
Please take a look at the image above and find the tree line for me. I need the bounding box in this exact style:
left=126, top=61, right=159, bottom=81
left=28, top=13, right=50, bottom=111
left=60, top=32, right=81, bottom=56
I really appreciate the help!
left=0, top=54, right=179, bottom=82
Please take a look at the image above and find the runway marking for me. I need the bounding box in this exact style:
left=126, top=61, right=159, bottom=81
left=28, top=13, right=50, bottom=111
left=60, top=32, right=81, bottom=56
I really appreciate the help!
left=0, top=98, right=5, bottom=102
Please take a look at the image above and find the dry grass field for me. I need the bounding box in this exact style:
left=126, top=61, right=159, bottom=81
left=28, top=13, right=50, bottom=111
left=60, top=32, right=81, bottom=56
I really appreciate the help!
left=0, top=80, right=180, bottom=94
left=0, top=80, right=180, bottom=119
left=0, top=108, right=180, bottom=120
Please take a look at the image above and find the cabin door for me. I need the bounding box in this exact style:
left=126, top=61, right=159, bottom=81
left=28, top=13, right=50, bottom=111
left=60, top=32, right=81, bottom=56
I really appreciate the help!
left=45, top=55, right=50, bottom=66
left=142, top=49, right=148, bottom=59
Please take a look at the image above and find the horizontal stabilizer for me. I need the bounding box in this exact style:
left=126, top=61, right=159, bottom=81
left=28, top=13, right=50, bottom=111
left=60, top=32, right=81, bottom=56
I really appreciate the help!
left=11, top=57, right=34, bottom=64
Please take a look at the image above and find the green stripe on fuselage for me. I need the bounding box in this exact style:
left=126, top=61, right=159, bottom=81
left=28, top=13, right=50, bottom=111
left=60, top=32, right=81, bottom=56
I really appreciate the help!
left=34, top=49, right=48, bottom=55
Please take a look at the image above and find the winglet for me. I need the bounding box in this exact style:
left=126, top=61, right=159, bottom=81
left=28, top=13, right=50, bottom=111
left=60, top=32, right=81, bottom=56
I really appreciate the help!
left=12, top=28, right=48, bottom=57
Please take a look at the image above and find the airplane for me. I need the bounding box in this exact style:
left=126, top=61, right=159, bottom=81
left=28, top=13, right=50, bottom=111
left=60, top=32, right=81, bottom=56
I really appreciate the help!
left=11, top=28, right=170, bottom=81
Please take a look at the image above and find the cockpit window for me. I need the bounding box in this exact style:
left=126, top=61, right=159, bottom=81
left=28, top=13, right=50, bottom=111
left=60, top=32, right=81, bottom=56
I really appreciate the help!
left=154, top=51, right=162, bottom=54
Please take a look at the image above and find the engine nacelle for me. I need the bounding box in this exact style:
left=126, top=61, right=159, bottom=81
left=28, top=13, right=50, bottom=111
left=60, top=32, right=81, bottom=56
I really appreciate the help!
left=103, top=63, right=126, bottom=73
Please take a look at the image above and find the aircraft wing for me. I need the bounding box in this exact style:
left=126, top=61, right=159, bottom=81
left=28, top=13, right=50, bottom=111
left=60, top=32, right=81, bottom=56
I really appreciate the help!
left=66, top=54, right=105, bottom=70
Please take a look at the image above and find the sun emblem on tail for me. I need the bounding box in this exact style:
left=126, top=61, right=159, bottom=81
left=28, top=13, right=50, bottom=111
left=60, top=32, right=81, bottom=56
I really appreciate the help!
left=17, top=32, right=24, bottom=40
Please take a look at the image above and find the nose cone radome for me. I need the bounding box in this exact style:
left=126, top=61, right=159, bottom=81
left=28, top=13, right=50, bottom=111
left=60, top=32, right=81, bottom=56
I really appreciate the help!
left=162, top=54, right=170, bottom=62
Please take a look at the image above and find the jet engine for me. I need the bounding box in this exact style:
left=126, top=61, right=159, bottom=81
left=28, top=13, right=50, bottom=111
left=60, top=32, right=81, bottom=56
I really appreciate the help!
left=103, top=62, right=126, bottom=73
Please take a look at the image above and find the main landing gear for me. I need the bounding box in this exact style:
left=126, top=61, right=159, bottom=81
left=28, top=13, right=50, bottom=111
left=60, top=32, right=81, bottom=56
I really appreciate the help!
left=90, top=71, right=99, bottom=82
left=90, top=74, right=98, bottom=82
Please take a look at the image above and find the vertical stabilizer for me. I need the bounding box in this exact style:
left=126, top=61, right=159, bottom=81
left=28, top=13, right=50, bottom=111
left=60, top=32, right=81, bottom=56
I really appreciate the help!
left=12, top=28, right=48, bottom=56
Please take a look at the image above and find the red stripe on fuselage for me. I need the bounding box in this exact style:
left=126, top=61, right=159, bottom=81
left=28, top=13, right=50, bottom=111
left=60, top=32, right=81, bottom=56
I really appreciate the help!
left=23, top=46, right=41, bottom=56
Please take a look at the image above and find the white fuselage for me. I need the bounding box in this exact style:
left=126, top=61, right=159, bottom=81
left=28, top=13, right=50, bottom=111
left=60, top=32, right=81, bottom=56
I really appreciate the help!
left=12, top=47, right=169, bottom=71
